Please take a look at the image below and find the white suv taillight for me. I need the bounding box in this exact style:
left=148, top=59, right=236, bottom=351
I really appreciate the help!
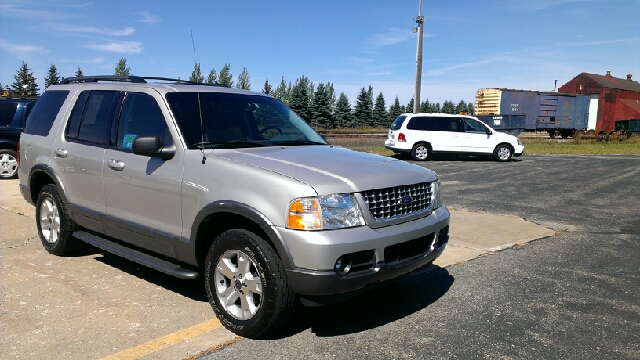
left=397, top=133, right=406, bottom=142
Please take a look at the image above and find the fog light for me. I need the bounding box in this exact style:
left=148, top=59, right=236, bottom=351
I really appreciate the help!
left=334, top=255, right=352, bottom=276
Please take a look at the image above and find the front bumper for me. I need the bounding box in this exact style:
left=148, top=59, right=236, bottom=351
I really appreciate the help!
left=280, top=206, right=450, bottom=296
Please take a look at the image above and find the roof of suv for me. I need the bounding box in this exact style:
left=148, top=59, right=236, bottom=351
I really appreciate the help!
left=400, top=112, right=475, bottom=118
left=54, top=75, right=267, bottom=97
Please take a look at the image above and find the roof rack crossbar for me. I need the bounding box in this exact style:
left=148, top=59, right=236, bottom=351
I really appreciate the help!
left=59, top=75, right=221, bottom=86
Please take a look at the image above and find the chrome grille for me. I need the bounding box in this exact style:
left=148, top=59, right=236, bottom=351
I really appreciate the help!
left=362, top=182, right=432, bottom=220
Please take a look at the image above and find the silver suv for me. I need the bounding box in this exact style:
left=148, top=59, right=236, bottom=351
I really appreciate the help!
left=19, top=76, right=450, bottom=338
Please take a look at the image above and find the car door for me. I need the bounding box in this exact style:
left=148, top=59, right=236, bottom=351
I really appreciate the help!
left=429, top=116, right=462, bottom=152
left=103, top=90, right=183, bottom=257
left=460, top=117, right=492, bottom=154
left=52, top=88, right=123, bottom=232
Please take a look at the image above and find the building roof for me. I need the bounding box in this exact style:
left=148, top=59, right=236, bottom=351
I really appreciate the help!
left=582, top=72, right=640, bottom=93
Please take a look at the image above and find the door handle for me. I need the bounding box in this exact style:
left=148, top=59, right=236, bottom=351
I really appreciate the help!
left=108, top=159, right=125, bottom=171
left=54, top=148, right=68, bottom=158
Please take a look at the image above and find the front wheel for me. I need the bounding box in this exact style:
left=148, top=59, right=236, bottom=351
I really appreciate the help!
left=493, top=144, right=513, bottom=162
left=205, top=229, right=296, bottom=338
left=411, top=143, right=430, bottom=161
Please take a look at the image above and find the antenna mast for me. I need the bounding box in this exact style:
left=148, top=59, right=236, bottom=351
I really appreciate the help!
left=191, top=31, right=207, bottom=164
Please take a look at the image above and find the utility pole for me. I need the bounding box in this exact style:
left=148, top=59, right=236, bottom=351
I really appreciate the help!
left=413, top=0, right=424, bottom=114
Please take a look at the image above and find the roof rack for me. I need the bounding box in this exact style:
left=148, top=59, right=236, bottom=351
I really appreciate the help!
left=59, top=76, right=220, bottom=86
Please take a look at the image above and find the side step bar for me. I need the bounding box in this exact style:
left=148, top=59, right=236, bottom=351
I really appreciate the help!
left=73, top=231, right=200, bottom=279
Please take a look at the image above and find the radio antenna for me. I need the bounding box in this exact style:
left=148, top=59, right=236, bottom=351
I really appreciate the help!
left=191, top=31, right=207, bottom=164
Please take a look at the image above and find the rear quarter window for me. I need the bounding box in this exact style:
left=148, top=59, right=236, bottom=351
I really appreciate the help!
left=0, top=102, right=18, bottom=127
left=23, top=90, right=70, bottom=136
left=406, top=116, right=431, bottom=131
left=390, top=115, right=407, bottom=130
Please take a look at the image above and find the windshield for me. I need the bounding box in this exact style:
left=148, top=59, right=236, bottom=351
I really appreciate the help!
left=165, top=92, right=327, bottom=149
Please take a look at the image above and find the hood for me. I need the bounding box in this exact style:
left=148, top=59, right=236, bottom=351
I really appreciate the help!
left=214, top=145, right=436, bottom=195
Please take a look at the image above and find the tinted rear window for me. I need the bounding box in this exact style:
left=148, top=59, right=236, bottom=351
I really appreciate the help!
left=406, top=116, right=431, bottom=131
left=0, top=102, right=18, bottom=127
left=390, top=115, right=407, bottom=130
left=23, top=90, right=70, bottom=136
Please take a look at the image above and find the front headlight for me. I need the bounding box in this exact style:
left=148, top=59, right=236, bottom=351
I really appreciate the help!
left=287, top=194, right=365, bottom=230
left=431, top=179, right=443, bottom=210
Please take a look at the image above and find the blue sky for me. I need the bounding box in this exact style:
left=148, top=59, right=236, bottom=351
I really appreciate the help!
left=1, top=0, right=638, bottom=106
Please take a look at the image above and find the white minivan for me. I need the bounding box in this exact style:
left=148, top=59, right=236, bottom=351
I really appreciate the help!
left=385, top=113, right=524, bottom=162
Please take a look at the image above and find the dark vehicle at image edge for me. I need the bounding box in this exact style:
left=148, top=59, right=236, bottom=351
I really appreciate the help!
left=18, top=76, right=450, bottom=338
left=0, top=97, right=36, bottom=178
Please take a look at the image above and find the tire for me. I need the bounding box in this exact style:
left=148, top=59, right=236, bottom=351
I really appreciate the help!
left=0, top=149, right=18, bottom=179
left=410, top=143, right=430, bottom=161
left=205, top=229, right=296, bottom=338
left=35, top=184, right=80, bottom=255
left=493, top=144, right=512, bottom=162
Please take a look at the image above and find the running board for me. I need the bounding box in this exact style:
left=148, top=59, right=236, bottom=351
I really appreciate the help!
left=73, top=231, right=200, bottom=279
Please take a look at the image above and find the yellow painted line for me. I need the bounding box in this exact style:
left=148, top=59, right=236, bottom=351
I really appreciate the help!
left=99, top=318, right=222, bottom=360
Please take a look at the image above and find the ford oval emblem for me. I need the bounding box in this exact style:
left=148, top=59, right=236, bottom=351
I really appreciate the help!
left=401, top=195, right=413, bottom=205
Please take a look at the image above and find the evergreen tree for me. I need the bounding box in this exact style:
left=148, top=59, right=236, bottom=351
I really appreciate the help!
left=189, top=63, right=204, bottom=83
left=467, top=102, right=475, bottom=115
left=388, top=96, right=403, bottom=120
left=442, top=100, right=456, bottom=114
left=372, top=92, right=388, bottom=128
left=354, top=87, right=373, bottom=127
left=455, top=100, right=468, bottom=114
left=289, top=75, right=312, bottom=123
left=406, top=98, right=414, bottom=114
left=12, top=61, right=39, bottom=98
left=218, top=64, right=233, bottom=87
left=114, top=58, right=130, bottom=76
left=236, top=68, right=251, bottom=90
left=206, top=69, right=217, bottom=84
left=327, top=83, right=336, bottom=113
left=334, top=92, right=353, bottom=128
left=311, top=83, right=333, bottom=129
left=273, top=77, right=289, bottom=104
left=75, top=67, right=84, bottom=77
left=44, top=64, right=61, bottom=88
left=420, top=99, right=430, bottom=113
left=262, top=79, right=273, bottom=95
left=429, top=102, right=441, bottom=113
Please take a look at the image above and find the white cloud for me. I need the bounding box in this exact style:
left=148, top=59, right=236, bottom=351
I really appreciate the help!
left=137, top=11, right=160, bottom=24
left=60, top=57, right=104, bottom=64
left=346, top=56, right=375, bottom=64
left=50, top=23, right=135, bottom=36
left=84, top=42, right=142, bottom=53
left=0, top=39, right=43, bottom=58
left=369, top=28, right=416, bottom=46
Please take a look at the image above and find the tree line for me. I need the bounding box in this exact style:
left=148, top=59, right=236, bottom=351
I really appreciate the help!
left=3, top=59, right=475, bottom=129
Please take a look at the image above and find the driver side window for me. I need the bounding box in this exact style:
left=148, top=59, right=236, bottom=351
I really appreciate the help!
left=117, top=92, right=173, bottom=150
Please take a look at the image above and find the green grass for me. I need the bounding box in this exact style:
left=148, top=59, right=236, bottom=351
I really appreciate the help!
left=521, top=137, right=640, bottom=155
left=327, top=135, right=640, bottom=156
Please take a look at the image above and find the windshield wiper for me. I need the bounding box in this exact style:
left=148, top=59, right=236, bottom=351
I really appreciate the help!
left=193, top=140, right=266, bottom=149
left=273, top=139, right=326, bottom=146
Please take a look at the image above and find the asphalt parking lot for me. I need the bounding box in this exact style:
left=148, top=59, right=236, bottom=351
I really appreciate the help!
left=2, top=154, right=639, bottom=359
left=201, top=154, right=640, bottom=360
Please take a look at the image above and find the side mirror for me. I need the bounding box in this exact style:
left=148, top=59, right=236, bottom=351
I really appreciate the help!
left=485, top=128, right=492, bottom=135
left=132, top=136, right=175, bottom=160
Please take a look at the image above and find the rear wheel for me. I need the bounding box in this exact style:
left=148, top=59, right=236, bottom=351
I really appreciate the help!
left=36, top=184, right=80, bottom=255
left=493, top=144, right=513, bottom=162
left=410, top=143, right=430, bottom=161
left=0, top=149, right=18, bottom=179
left=205, top=229, right=296, bottom=338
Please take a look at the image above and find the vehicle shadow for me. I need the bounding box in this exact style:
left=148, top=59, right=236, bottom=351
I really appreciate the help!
left=392, top=154, right=523, bottom=162
left=270, top=266, right=454, bottom=338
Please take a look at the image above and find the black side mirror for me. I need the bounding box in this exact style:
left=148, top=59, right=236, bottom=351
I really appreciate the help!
left=132, top=136, right=175, bottom=160
left=485, top=128, right=492, bottom=135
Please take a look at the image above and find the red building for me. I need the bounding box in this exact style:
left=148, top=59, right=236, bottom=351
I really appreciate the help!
left=559, top=71, right=640, bottom=135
